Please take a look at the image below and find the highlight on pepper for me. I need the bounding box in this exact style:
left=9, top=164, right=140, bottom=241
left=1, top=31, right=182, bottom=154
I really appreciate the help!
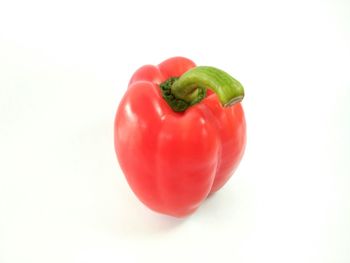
left=114, top=57, right=246, bottom=217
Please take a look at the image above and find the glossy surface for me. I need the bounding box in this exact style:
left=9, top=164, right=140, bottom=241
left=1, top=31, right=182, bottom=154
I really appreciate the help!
left=114, top=57, right=246, bottom=217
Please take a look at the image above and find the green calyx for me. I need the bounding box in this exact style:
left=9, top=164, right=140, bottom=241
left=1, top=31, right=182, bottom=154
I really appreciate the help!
left=159, top=77, right=187, bottom=112
left=159, top=66, right=244, bottom=112
left=160, top=77, right=206, bottom=112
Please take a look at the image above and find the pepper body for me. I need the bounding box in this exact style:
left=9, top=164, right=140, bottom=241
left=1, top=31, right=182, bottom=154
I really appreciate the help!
left=114, top=57, right=246, bottom=217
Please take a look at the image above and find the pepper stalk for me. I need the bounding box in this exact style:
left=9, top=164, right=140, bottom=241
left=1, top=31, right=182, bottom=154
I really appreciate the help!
left=160, top=66, right=244, bottom=112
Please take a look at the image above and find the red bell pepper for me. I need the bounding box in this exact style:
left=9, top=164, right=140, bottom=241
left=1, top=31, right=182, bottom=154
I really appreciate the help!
left=114, top=57, right=246, bottom=217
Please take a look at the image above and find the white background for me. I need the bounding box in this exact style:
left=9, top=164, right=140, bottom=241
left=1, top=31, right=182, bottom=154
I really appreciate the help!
left=0, top=0, right=349, bottom=262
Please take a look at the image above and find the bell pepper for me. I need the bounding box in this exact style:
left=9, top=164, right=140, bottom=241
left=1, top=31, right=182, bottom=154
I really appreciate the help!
left=114, top=57, right=246, bottom=217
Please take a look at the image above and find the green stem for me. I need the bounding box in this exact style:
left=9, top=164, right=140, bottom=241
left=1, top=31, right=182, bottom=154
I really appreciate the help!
left=160, top=66, right=244, bottom=112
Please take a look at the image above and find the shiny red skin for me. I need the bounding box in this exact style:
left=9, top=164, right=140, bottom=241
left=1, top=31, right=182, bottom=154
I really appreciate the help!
left=114, top=57, right=246, bottom=217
